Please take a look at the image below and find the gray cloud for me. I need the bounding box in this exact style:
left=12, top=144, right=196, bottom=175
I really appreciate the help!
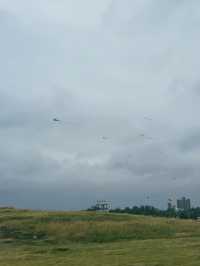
left=0, top=1, right=200, bottom=210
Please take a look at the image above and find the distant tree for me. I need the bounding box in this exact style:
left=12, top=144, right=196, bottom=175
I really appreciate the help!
left=110, top=205, right=200, bottom=220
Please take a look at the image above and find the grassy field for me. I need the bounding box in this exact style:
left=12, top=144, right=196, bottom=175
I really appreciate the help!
left=0, top=208, right=200, bottom=265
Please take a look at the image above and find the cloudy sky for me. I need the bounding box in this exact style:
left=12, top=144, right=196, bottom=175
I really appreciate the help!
left=0, top=0, right=200, bottom=210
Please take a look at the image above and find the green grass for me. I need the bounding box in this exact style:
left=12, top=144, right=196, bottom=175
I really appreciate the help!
left=0, top=208, right=200, bottom=265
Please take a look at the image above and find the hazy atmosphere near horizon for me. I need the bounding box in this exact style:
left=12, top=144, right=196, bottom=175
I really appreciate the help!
left=0, top=0, right=200, bottom=210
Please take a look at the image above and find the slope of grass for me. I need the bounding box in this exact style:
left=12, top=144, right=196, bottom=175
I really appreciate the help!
left=0, top=208, right=200, bottom=265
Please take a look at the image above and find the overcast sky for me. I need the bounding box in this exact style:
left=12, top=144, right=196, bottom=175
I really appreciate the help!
left=0, top=0, right=200, bottom=210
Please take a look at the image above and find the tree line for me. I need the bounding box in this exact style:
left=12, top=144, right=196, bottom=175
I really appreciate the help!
left=88, top=205, right=200, bottom=219
left=110, top=206, right=200, bottom=219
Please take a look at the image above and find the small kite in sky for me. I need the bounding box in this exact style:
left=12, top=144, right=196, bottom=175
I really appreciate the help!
left=53, top=118, right=61, bottom=122
left=144, top=116, right=153, bottom=121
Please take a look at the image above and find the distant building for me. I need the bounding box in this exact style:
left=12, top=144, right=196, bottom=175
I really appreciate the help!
left=95, top=200, right=112, bottom=212
left=167, top=198, right=177, bottom=210
left=177, top=197, right=191, bottom=211
left=167, top=198, right=176, bottom=210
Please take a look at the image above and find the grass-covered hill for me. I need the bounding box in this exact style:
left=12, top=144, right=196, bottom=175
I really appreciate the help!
left=0, top=208, right=200, bottom=266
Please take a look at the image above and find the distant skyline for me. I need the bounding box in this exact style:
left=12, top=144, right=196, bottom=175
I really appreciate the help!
left=0, top=1, right=200, bottom=210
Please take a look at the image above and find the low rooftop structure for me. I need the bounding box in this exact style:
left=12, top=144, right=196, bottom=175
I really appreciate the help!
left=94, top=200, right=112, bottom=212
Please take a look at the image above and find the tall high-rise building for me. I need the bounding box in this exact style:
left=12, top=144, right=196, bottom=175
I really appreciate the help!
left=167, top=198, right=176, bottom=210
left=177, top=197, right=191, bottom=210
left=185, top=198, right=191, bottom=210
